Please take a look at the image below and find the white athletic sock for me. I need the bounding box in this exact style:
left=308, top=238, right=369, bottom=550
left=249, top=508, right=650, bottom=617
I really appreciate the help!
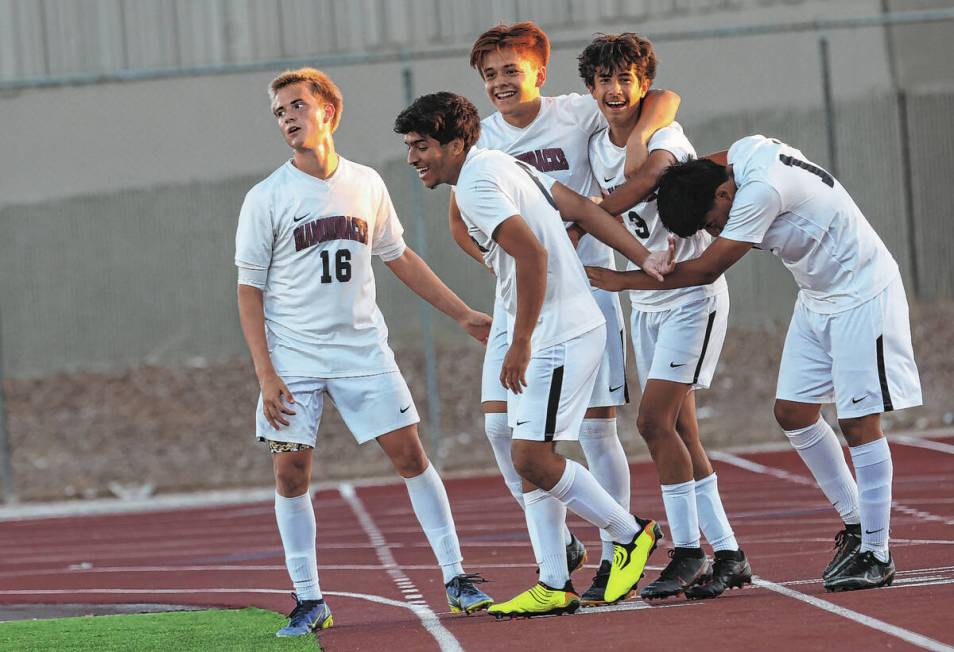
left=274, top=492, right=322, bottom=600
left=485, top=413, right=573, bottom=545
left=849, top=438, right=893, bottom=562
left=404, top=463, right=465, bottom=583
left=524, top=489, right=570, bottom=588
left=785, top=418, right=861, bottom=525
left=580, top=418, right=631, bottom=561
left=694, top=473, right=738, bottom=552
left=547, top=460, right=638, bottom=543
left=661, top=479, right=700, bottom=548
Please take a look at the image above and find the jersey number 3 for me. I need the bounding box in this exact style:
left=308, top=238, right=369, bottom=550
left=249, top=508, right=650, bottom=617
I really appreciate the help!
left=626, top=212, right=650, bottom=239
left=319, top=249, right=352, bottom=283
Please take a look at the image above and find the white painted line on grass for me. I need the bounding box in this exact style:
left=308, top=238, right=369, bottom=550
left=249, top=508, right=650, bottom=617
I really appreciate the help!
left=338, top=483, right=463, bottom=652
left=752, top=577, right=954, bottom=651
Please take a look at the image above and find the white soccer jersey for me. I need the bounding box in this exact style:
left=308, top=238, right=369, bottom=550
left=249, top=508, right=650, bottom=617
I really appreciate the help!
left=454, top=147, right=605, bottom=351
left=234, top=157, right=407, bottom=377
left=477, top=93, right=614, bottom=268
left=721, top=136, right=900, bottom=314
left=589, top=122, right=728, bottom=311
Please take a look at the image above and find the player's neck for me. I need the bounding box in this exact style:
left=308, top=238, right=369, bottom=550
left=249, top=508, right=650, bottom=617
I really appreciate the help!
left=501, top=96, right=542, bottom=129
left=292, top=139, right=339, bottom=180
left=607, top=99, right=643, bottom=148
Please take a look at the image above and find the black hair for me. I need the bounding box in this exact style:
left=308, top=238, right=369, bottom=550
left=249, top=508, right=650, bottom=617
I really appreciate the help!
left=656, top=159, right=729, bottom=237
left=393, top=92, right=481, bottom=150
left=577, top=33, right=656, bottom=88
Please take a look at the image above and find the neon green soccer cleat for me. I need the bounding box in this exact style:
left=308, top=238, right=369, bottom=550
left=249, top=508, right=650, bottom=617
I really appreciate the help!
left=488, top=581, right=580, bottom=620
left=604, top=517, right=663, bottom=604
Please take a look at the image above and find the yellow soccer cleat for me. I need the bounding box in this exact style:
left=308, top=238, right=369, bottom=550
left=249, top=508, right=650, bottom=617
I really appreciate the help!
left=603, top=517, right=663, bottom=604
left=487, top=581, right=580, bottom=620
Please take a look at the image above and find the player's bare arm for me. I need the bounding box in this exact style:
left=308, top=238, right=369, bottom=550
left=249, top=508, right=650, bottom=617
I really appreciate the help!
left=550, top=181, right=674, bottom=281
left=236, top=284, right=296, bottom=430
left=384, top=247, right=493, bottom=343
left=624, top=88, right=680, bottom=177
left=703, top=150, right=729, bottom=166
left=491, top=215, right=548, bottom=394
left=587, top=237, right=750, bottom=292
left=448, top=190, right=488, bottom=265
left=599, top=149, right=678, bottom=217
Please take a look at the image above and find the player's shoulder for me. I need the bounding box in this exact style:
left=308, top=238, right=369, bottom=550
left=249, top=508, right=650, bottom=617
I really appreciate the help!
left=587, top=125, right=612, bottom=156
left=648, top=121, right=695, bottom=160
left=339, top=156, right=384, bottom=183
left=244, top=161, right=291, bottom=205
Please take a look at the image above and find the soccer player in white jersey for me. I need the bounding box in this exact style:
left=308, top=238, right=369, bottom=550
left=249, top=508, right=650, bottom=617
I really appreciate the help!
left=447, top=21, right=680, bottom=596
left=589, top=135, right=922, bottom=592
left=235, top=69, right=495, bottom=636
left=395, top=92, right=673, bottom=617
left=579, top=33, right=751, bottom=601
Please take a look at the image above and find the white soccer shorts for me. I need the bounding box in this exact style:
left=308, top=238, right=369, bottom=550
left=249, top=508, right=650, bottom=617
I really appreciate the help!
left=776, top=276, right=922, bottom=419
left=255, top=371, right=420, bottom=447
left=630, top=290, right=729, bottom=391
left=482, top=291, right=627, bottom=407
left=508, top=325, right=606, bottom=442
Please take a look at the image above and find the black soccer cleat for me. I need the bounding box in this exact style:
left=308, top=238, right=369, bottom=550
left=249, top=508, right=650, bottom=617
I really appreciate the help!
left=566, top=533, right=588, bottom=574
left=824, top=550, right=895, bottom=592
left=639, top=547, right=710, bottom=600
left=823, top=524, right=862, bottom=580
left=684, top=549, right=752, bottom=600
left=580, top=559, right=612, bottom=606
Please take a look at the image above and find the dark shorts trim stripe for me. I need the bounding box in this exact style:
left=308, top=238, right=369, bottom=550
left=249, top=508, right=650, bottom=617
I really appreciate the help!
left=544, top=365, right=565, bottom=441
left=620, top=328, right=630, bottom=404
left=692, top=311, right=717, bottom=385
left=876, top=335, right=894, bottom=412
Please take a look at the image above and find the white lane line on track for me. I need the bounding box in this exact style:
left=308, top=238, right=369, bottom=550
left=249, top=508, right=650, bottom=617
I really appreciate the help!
left=338, top=483, right=463, bottom=652
left=752, top=578, right=954, bottom=652
left=710, top=451, right=954, bottom=526
left=893, top=436, right=954, bottom=455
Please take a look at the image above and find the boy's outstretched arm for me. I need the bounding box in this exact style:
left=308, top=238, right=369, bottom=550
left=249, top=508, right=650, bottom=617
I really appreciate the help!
left=624, top=88, right=680, bottom=177
left=586, top=237, right=751, bottom=292
left=385, top=247, right=492, bottom=343
left=551, top=182, right=674, bottom=280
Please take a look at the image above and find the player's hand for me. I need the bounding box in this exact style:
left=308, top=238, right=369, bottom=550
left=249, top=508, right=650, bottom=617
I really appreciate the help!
left=641, top=236, right=676, bottom=281
left=500, top=339, right=531, bottom=394
left=260, top=371, right=296, bottom=430
left=460, top=309, right=493, bottom=344
left=585, top=266, right=625, bottom=292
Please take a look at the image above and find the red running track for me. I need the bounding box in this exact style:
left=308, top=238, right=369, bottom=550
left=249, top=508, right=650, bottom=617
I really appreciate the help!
left=2, top=437, right=953, bottom=651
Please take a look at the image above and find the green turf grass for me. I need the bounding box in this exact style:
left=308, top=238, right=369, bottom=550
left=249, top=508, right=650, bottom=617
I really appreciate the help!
left=0, top=608, right=322, bottom=651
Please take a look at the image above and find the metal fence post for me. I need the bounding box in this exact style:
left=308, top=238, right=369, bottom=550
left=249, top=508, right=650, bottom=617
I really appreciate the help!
left=817, top=33, right=839, bottom=179
left=0, top=304, right=16, bottom=504
left=401, top=58, right=443, bottom=468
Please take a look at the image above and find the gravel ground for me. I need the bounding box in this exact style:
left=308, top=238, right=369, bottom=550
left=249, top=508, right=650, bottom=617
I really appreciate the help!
left=4, top=302, right=952, bottom=502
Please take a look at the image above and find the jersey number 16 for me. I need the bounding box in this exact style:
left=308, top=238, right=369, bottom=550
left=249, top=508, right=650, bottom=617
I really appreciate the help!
left=319, top=249, right=352, bottom=283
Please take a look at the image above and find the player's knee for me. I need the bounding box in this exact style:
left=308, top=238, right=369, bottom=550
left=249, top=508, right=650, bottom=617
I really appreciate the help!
left=636, top=411, right=671, bottom=447
left=774, top=400, right=816, bottom=431
left=389, top=446, right=429, bottom=478
left=510, top=447, right=542, bottom=484
left=274, top=460, right=309, bottom=496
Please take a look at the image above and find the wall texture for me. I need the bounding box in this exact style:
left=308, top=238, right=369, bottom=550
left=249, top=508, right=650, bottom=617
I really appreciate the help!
left=1, top=0, right=953, bottom=377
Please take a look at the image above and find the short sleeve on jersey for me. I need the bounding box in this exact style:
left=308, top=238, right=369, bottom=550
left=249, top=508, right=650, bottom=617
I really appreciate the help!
left=719, top=181, right=782, bottom=244
left=648, top=125, right=694, bottom=163
left=456, top=177, right=521, bottom=240
left=235, top=188, right=273, bottom=273
left=369, top=174, right=407, bottom=262
left=564, top=93, right=605, bottom=135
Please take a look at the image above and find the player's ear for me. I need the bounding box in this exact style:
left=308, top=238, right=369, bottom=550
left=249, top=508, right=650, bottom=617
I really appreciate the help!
left=321, top=103, right=336, bottom=127
left=535, top=65, right=547, bottom=88
left=638, top=77, right=651, bottom=97
left=451, top=137, right=465, bottom=156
